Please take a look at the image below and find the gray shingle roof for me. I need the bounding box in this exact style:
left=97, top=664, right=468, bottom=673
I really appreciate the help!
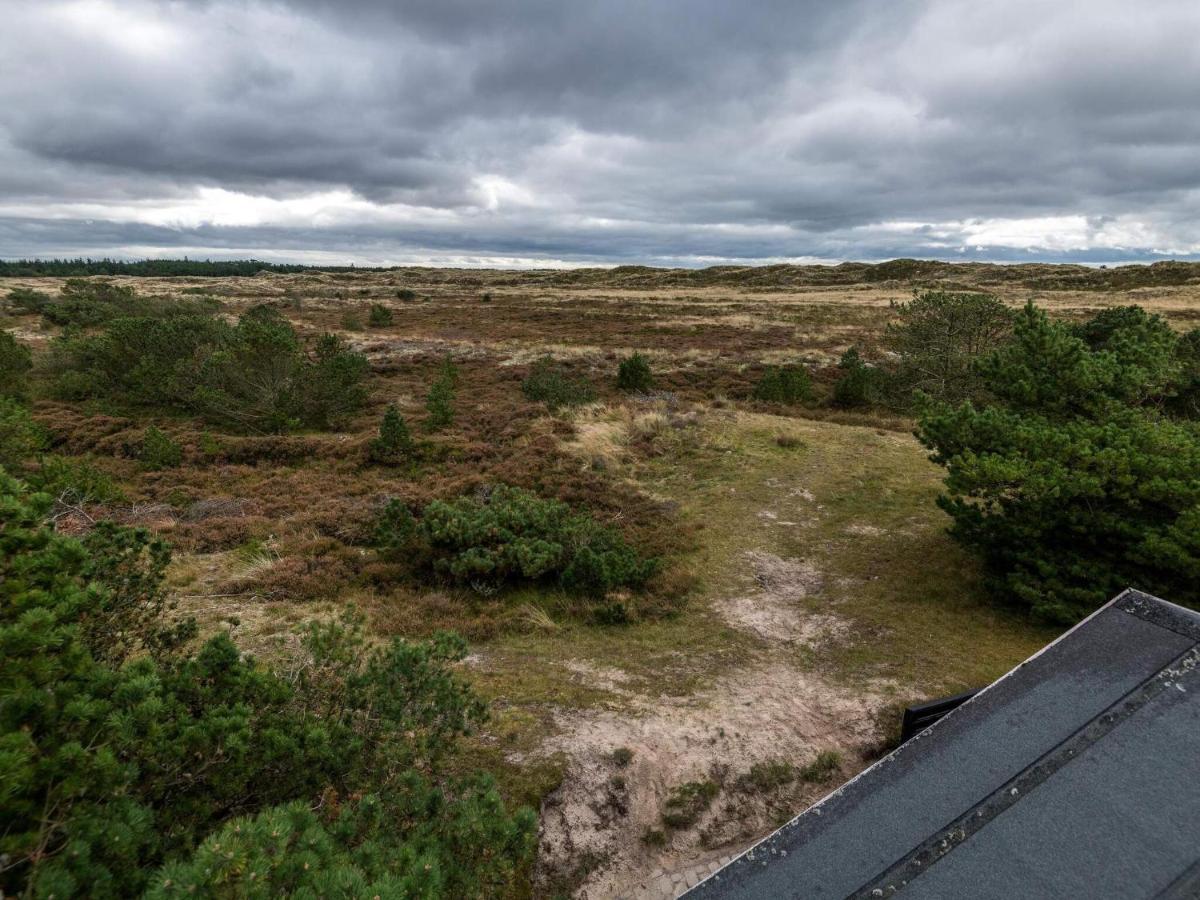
left=684, top=590, right=1200, bottom=900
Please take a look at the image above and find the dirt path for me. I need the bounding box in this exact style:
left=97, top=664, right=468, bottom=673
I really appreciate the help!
left=533, top=551, right=895, bottom=899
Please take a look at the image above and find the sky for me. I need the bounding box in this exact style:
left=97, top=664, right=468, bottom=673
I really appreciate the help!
left=2, top=0, right=1199, bottom=267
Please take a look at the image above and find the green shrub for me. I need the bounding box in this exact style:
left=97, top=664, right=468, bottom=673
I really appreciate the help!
left=661, top=780, right=719, bottom=828
left=300, top=333, right=371, bottom=430
left=402, top=485, right=656, bottom=597
left=0, top=331, right=32, bottom=398
left=374, top=498, right=418, bottom=555
left=918, top=302, right=1200, bottom=623
left=0, top=396, right=45, bottom=470
left=30, top=454, right=125, bottom=504
left=52, top=308, right=368, bottom=433
left=148, top=780, right=533, bottom=900
left=5, top=287, right=52, bottom=314
left=522, top=356, right=597, bottom=409
left=367, top=303, right=394, bottom=327
left=884, top=290, right=1014, bottom=405
left=397, top=288, right=418, bottom=302
left=140, top=425, right=183, bottom=470
left=0, top=473, right=532, bottom=896
left=798, top=750, right=841, bottom=782
left=1171, top=328, right=1200, bottom=419
left=752, top=364, right=812, bottom=404
left=369, top=403, right=416, bottom=464
left=616, top=352, right=654, bottom=392
left=425, top=359, right=458, bottom=431
left=41, top=278, right=136, bottom=326
left=832, top=347, right=884, bottom=408
left=37, top=279, right=218, bottom=328
left=735, top=759, right=795, bottom=793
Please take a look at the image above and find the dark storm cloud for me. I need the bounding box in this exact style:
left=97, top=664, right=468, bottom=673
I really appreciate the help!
left=2, top=0, right=1199, bottom=265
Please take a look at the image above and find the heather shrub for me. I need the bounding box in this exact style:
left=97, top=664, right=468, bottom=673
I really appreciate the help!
left=522, top=356, right=596, bottom=409
left=752, top=364, right=812, bottom=404
left=616, top=352, right=653, bottom=392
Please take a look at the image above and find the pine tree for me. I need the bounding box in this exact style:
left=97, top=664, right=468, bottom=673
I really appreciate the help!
left=425, top=359, right=457, bottom=431
left=369, top=403, right=415, bottom=463
left=918, top=302, right=1200, bottom=623
left=616, top=352, right=653, bottom=392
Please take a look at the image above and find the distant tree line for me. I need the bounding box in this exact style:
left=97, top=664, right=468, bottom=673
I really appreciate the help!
left=0, top=258, right=360, bottom=277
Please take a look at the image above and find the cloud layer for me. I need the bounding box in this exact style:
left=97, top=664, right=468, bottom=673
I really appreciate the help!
left=3, top=0, right=1199, bottom=266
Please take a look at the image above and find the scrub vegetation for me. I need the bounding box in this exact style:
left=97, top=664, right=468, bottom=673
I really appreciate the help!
left=2, top=261, right=1198, bottom=897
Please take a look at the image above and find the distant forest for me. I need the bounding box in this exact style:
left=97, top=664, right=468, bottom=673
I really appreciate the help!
left=4, top=256, right=1200, bottom=291
left=0, top=258, right=340, bottom=277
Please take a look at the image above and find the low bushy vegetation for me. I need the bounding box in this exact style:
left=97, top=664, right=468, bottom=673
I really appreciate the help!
left=377, top=484, right=657, bottom=599
left=661, top=779, right=719, bottom=828
left=832, top=347, right=885, bottom=408
left=919, top=302, right=1200, bottom=623
left=139, top=425, right=183, bottom=470
left=369, top=403, right=416, bottom=464
left=752, top=364, right=813, bottom=404
left=0, top=330, right=32, bottom=398
left=0, top=472, right=534, bottom=897
left=0, top=397, right=45, bottom=470
left=616, top=352, right=653, bottom=392
left=522, top=356, right=597, bottom=409
left=49, top=306, right=368, bottom=433
left=368, top=302, right=394, bottom=327
left=425, top=358, right=458, bottom=431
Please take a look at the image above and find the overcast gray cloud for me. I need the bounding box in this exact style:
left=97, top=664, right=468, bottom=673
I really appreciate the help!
left=2, top=0, right=1199, bottom=266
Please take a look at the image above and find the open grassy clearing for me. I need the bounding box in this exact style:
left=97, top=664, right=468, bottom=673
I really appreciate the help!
left=4, top=264, right=1194, bottom=897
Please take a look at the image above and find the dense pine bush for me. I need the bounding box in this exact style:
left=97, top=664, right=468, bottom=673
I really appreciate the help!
left=0, top=397, right=45, bottom=470
left=0, top=473, right=534, bottom=896
left=0, top=330, right=32, bottom=398
left=884, top=290, right=1014, bottom=405
left=616, top=352, right=653, bottom=392
left=425, top=358, right=458, bottom=431
left=752, top=364, right=813, bottom=404
left=49, top=306, right=368, bottom=433
left=368, top=302, right=394, bottom=326
left=383, top=485, right=656, bottom=598
left=139, top=426, right=183, bottom=470
left=369, top=403, right=416, bottom=464
left=918, top=302, right=1200, bottom=623
left=831, top=347, right=884, bottom=408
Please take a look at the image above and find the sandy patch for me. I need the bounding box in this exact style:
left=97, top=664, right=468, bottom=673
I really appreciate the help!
left=535, top=662, right=888, bottom=899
